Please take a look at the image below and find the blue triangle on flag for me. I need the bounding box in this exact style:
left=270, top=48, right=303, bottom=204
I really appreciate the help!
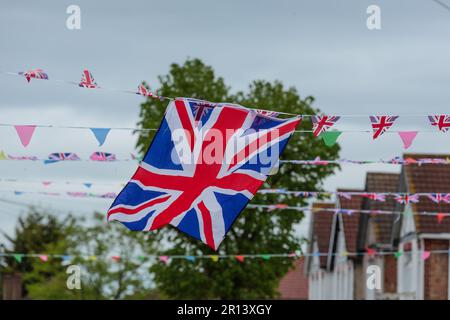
left=83, top=183, right=93, bottom=188
left=90, top=128, right=111, bottom=146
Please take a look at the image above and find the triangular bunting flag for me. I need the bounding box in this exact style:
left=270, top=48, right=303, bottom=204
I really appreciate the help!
left=185, top=256, right=196, bottom=262
left=159, top=256, right=169, bottom=264
left=39, top=255, right=48, bottom=262
left=42, top=181, right=52, bottom=186
left=437, top=213, right=446, bottom=224
left=421, top=251, right=431, bottom=261
left=83, top=183, right=93, bottom=188
left=370, top=116, right=398, bottom=139
left=320, top=130, right=342, bottom=147
left=111, top=256, right=121, bottom=262
left=14, top=254, right=23, bottom=263
left=235, top=255, right=245, bottom=263
left=394, top=251, right=403, bottom=259
left=398, top=131, right=418, bottom=149
left=0, top=151, right=7, bottom=160
left=14, top=125, right=36, bottom=147
left=210, top=255, right=219, bottom=262
left=90, top=128, right=111, bottom=146
left=261, top=255, right=271, bottom=260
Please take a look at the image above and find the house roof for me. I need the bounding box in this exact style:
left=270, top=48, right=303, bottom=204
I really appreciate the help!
left=365, top=172, right=400, bottom=245
left=310, top=202, right=335, bottom=268
left=403, top=153, right=450, bottom=234
left=278, top=257, right=308, bottom=299
left=337, top=189, right=364, bottom=253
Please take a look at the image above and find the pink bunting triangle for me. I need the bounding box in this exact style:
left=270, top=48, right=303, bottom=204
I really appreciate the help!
left=14, top=125, right=36, bottom=147
left=398, top=131, right=418, bottom=149
left=422, top=251, right=431, bottom=261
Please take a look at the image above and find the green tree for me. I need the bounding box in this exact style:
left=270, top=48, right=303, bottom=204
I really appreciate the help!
left=136, top=58, right=340, bottom=299
left=0, top=208, right=78, bottom=297
left=1, top=210, right=159, bottom=300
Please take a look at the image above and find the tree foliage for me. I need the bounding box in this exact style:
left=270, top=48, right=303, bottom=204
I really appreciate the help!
left=136, top=58, right=340, bottom=299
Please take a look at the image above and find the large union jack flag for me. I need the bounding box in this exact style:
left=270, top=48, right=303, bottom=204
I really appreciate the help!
left=370, top=115, right=398, bottom=139
left=107, top=98, right=300, bottom=250
left=311, top=115, right=340, bottom=137
left=428, top=115, right=450, bottom=132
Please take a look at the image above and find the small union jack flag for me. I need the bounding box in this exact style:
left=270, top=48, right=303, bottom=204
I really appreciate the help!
left=19, top=68, right=49, bottom=83
left=394, top=194, right=419, bottom=204
left=337, top=192, right=352, bottom=200
left=67, top=192, right=88, bottom=197
left=136, top=84, right=156, bottom=98
left=370, top=116, right=398, bottom=139
left=428, top=193, right=449, bottom=204
left=192, top=102, right=214, bottom=126
left=90, top=152, right=116, bottom=162
left=311, top=115, right=340, bottom=137
left=79, top=69, right=97, bottom=88
left=363, top=193, right=386, bottom=202
left=255, top=110, right=280, bottom=117
left=45, top=153, right=80, bottom=164
left=428, top=115, right=450, bottom=132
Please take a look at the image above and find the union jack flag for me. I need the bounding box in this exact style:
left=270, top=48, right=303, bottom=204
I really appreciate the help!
left=394, top=194, right=419, bottom=204
left=136, top=84, right=156, bottom=98
left=45, top=152, right=80, bottom=164
left=370, top=116, right=398, bottom=139
left=363, top=193, right=386, bottom=202
left=428, top=193, right=449, bottom=204
left=255, top=110, right=279, bottom=118
left=428, top=115, right=450, bottom=132
left=19, top=68, right=48, bottom=83
left=107, top=98, right=300, bottom=250
left=90, top=152, right=117, bottom=162
left=311, top=115, right=340, bottom=137
left=79, top=69, right=97, bottom=88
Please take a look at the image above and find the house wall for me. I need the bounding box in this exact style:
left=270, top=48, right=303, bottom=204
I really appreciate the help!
left=423, top=239, right=449, bottom=300
left=383, top=255, right=397, bottom=294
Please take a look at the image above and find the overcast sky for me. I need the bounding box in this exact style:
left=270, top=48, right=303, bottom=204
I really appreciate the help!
left=1, top=0, right=450, bottom=243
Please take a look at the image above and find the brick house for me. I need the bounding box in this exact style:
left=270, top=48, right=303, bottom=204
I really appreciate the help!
left=305, top=202, right=336, bottom=299
left=357, top=172, right=400, bottom=299
left=395, top=154, right=450, bottom=300
left=278, top=257, right=308, bottom=299
left=327, top=189, right=365, bottom=299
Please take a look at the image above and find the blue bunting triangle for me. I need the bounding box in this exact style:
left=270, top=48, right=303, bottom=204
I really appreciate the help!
left=90, top=128, right=111, bottom=146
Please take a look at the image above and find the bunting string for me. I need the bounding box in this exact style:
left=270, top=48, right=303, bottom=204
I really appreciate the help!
left=1, top=249, right=449, bottom=264
left=1, top=151, right=449, bottom=166
left=1, top=189, right=449, bottom=220
left=1, top=68, right=449, bottom=144
left=1, top=181, right=449, bottom=204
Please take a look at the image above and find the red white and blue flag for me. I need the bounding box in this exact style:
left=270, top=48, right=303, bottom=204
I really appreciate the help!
left=136, top=84, right=155, bottom=98
left=19, top=68, right=49, bottom=83
left=363, top=193, right=386, bottom=202
left=394, top=194, right=419, bottom=205
left=79, top=69, right=98, bottom=88
left=428, top=115, right=450, bottom=132
left=370, top=116, right=398, bottom=139
left=90, top=152, right=117, bottom=162
left=107, top=98, right=300, bottom=250
left=44, top=152, right=80, bottom=164
left=428, top=193, right=449, bottom=204
left=311, top=115, right=340, bottom=137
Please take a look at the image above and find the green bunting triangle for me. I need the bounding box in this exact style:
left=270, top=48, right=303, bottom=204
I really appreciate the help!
left=261, top=255, right=271, bottom=261
left=14, top=254, right=23, bottom=263
left=320, top=131, right=342, bottom=147
left=394, top=251, right=403, bottom=259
